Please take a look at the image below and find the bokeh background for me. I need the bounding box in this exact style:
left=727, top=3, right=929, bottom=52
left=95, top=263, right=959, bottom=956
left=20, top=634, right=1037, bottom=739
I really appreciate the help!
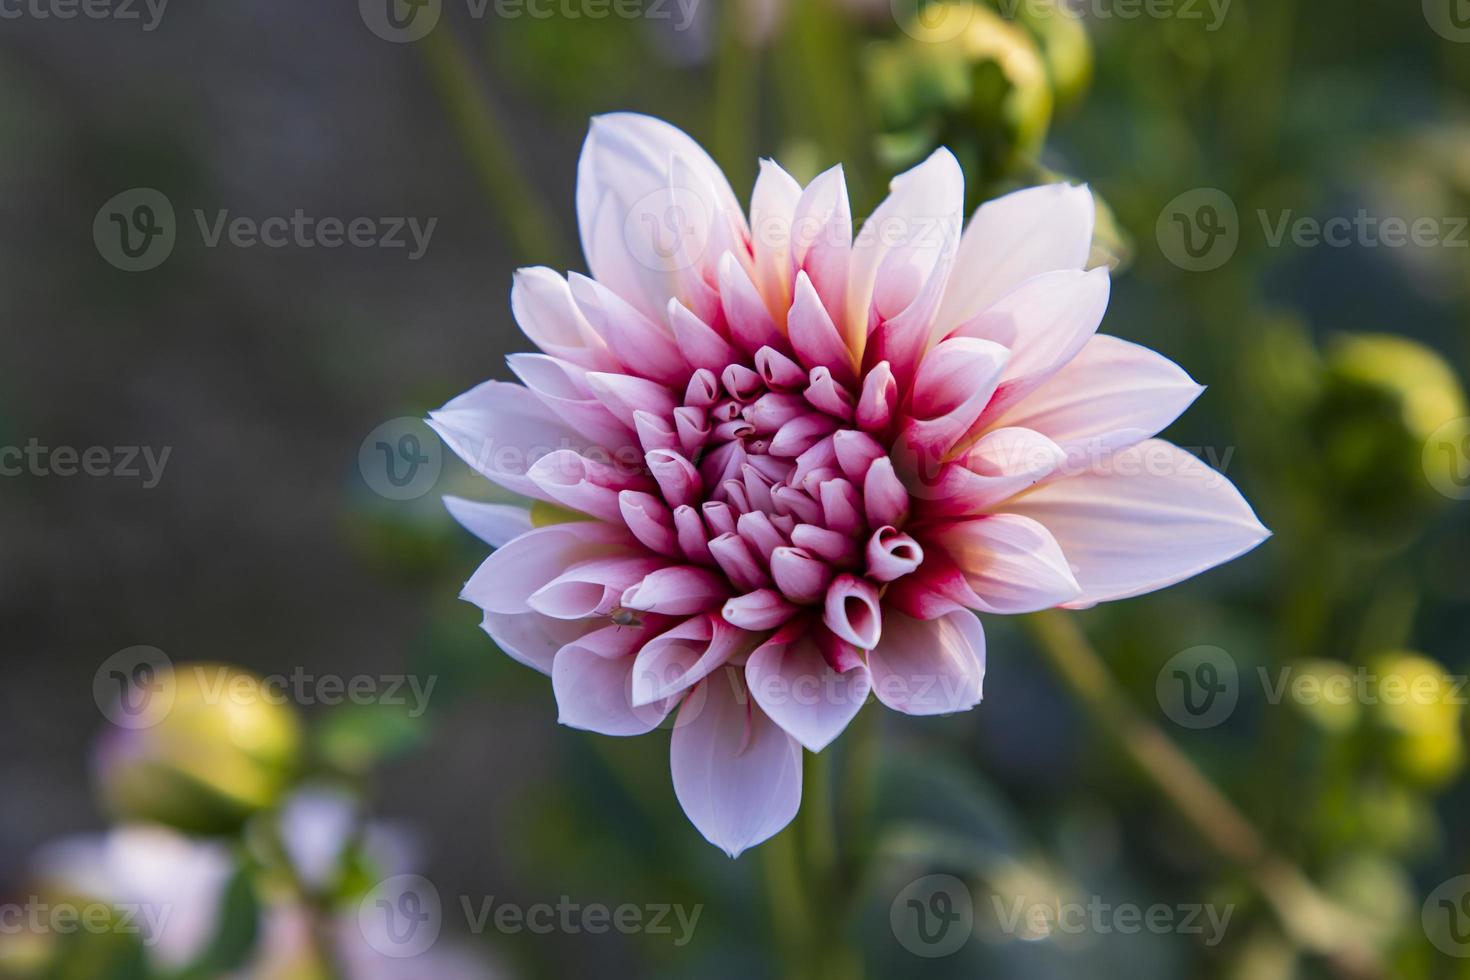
left=3, top=0, right=1469, bottom=977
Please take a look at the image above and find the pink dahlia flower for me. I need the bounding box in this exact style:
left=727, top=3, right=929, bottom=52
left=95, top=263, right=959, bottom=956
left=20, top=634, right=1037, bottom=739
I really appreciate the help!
left=431, top=113, right=1268, bottom=856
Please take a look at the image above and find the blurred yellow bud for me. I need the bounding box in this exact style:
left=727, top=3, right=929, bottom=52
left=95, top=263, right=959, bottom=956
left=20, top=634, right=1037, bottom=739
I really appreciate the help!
left=1285, top=659, right=1362, bottom=734
left=94, top=664, right=302, bottom=834
left=871, top=2, right=1053, bottom=179
left=1368, top=651, right=1465, bottom=788
left=1006, top=0, right=1093, bottom=111
left=1309, top=333, right=1467, bottom=529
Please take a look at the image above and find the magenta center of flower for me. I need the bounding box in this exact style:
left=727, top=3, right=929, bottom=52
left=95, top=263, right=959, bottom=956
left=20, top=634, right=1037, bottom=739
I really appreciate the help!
left=628, top=342, right=922, bottom=638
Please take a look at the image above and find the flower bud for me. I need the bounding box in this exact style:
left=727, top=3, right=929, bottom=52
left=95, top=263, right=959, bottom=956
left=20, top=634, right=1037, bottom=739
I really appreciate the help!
left=868, top=2, right=1053, bottom=180
left=1368, top=651, right=1464, bottom=789
left=1308, top=333, right=1467, bottom=531
left=94, top=664, right=302, bottom=834
left=1008, top=0, right=1093, bottom=111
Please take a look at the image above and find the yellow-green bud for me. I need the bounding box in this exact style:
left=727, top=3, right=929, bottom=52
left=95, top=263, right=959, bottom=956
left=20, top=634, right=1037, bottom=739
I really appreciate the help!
left=94, top=664, right=302, bottom=834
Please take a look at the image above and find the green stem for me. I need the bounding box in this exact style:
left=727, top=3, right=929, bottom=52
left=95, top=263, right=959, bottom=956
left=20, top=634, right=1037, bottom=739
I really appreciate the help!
left=417, top=27, right=568, bottom=265
left=1022, top=610, right=1389, bottom=980
left=711, top=0, right=759, bottom=192
left=761, top=826, right=811, bottom=980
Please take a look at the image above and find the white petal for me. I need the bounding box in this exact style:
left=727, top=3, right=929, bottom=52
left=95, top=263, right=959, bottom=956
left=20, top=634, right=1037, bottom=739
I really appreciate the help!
left=442, top=497, right=532, bottom=548
left=1004, top=439, right=1270, bottom=605
left=846, top=148, right=964, bottom=351
left=482, top=610, right=597, bottom=675
left=576, top=113, right=748, bottom=321
left=868, top=610, right=986, bottom=716
left=937, top=182, right=1095, bottom=331
left=944, top=513, right=1083, bottom=613
left=670, top=667, right=803, bottom=857
left=986, top=333, right=1204, bottom=467
left=956, top=267, right=1111, bottom=423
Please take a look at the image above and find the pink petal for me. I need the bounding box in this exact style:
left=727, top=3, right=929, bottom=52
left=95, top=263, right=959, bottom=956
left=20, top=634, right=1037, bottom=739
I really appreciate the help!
left=511, top=267, right=619, bottom=372
left=866, top=526, right=924, bottom=582
left=941, top=514, right=1082, bottom=613
left=673, top=504, right=715, bottom=565
left=631, top=614, right=751, bottom=705
left=722, top=589, right=801, bottom=630
left=790, top=165, right=852, bottom=327
left=576, top=113, right=748, bottom=323
left=910, top=426, right=1066, bottom=516
left=754, top=345, right=807, bottom=390
left=747, top=630, right=872, bottom=751
left=584, top=370, right=677, bottom=428
left=803, top=367, right=855, bottom=420
left=822, top=574, right=882, bottom=648
left=901, top=337, right=1010, bottom=459
left=646, top=449, right=703, bottom=509
left=790, top=524, right=858, bottom=567
left=528, top=555, right=664, bottom=619
left=862, top=457, right=909, bottom=528
left=720, top=252, right=787, bottom=356
left=868, top=609, right=986, bottom=715
left=569, top=273, right=689, bottom=386
left=769, top=546, right=834, bottom=603
left=620, top=564, right=730, bottom=615
left=507, top=353, right=632, bottom=449
left=770, top=413, right=839, bottom=458
left=709, top=531, right=770, bottom=592
left=788, top=271, right=857, bottom=386
left=670, top=667, right=802, bottom=857
left=462, top=522, right=634, bottom=615
left=749, top=159, right=803, bottom=317
left=856, top=361, right=897, bottom=432
left=1002, top=439, right=1270, bottom=605
left=553, top=638, right=672, bottom=736
left=619, top=490, right=680, bottom=556
left=429, top=380, right=610, bottom=503
left=482, top=611, right=596, bottom=675
left=633, top=410, right=679, bottom=454
left=936, top=183, right=1095, bottom=331
left=847, top=149, right=963, bottom=354
left=818, top=478, right=864, bottom=535
left=441, top=497, right=531, bottom=548
left=831, top=429, right=886, bottom=482
left=527, top=449, right=647, bottom=522
left=670, top=299, right=738, bottom=372
left=684, top=368, right=720, bottom=407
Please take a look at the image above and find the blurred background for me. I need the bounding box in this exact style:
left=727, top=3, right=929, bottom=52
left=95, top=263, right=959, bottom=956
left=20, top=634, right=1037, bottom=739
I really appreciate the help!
left=2, top=0, right=1469, bottom=977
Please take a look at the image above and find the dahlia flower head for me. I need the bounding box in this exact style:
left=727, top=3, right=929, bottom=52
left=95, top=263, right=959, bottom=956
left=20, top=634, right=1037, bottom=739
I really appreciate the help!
left=431, top=114, right=1268, bottom=856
